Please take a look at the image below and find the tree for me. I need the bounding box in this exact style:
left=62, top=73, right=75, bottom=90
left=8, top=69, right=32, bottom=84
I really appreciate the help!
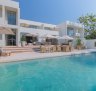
left=85, top=30, right=96, bottom=39
left=78, top=14, right=96, bottom=39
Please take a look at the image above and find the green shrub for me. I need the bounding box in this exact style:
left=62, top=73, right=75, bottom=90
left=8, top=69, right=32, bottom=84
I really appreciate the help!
left=76, top=38, right=81, bottom=46
left=85, top=31, right=96, bottom=40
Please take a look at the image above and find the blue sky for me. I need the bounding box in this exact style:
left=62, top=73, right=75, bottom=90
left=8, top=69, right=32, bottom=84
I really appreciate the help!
left=18, top=0, right=96, bottom=24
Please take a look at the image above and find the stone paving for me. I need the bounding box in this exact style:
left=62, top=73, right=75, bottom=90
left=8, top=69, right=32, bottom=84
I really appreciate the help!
left=0, top=49, right=96, bottom=63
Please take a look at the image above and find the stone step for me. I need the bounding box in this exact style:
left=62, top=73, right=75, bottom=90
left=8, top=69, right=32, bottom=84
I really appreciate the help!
left=1, top=46, right=33, bottom=53
left=11, top=50, right=32, bottom=53
left=3, top=48, right=32, bottom=50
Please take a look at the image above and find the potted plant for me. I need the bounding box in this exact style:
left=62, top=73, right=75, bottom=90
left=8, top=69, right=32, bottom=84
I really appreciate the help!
left=21, top=35, right=26, bottom=47
left=76, top=38, right=82, bottom=50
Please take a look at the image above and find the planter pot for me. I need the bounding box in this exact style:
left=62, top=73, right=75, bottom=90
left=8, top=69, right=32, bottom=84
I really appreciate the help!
left=28, top=43, right=32, bottom=46
left=21, top=41, right=26, bottom=47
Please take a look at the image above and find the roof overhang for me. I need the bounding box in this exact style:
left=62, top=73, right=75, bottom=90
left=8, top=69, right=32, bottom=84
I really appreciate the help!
left=0, top=27, right=14, bottom=35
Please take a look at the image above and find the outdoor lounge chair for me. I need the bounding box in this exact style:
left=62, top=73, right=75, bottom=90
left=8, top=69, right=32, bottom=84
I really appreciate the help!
left=0, top=48, right=11, bottom=56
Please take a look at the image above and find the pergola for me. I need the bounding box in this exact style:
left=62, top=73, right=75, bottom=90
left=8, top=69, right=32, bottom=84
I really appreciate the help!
left=0, top=27, right=14, bottom=35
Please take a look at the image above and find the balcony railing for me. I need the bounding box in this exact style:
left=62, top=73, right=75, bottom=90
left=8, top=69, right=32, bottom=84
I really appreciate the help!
left=66, top=21, right=83, bottom=28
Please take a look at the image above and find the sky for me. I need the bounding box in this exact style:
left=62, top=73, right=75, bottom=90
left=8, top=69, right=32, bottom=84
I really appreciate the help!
left=18, top=0, right=96, bottom=24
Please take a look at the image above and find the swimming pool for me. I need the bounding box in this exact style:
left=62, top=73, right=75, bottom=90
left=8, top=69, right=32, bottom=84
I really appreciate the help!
left=0, top=53, right=96, bottom=91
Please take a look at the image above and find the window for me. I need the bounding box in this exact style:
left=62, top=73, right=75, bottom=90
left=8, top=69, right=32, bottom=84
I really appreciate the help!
left=7, top=11, right=16, bottom=25
left=67, top=27, right=75, bottom=37
left=44, top=27, right=53, bottom=30
left=95, top=42, right=96, bottom=47
left=20, top=23, right=40, bottom=29
left=29, top=25, right=39, bottom=29
left=20, top=23, right=29, bottom=28
left=0, top=34, right=2, bottom=40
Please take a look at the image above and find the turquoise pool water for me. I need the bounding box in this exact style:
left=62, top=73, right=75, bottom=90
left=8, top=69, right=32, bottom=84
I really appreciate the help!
left=0, top=53, right=96, bottom=91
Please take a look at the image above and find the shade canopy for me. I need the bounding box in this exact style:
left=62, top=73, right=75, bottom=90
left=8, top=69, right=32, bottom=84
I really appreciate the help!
left=58, top=35, right=73, bottom=40
left=0, top=27, right=14, bottom=35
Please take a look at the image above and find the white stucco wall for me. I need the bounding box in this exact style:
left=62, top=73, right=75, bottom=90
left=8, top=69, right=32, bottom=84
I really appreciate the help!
left=58, top=21, right=84, bottom=38
left=0, top=0, right=20, bottom=26
left=57, top=23, right=67, bottom=36
left=20, top=19, right=56, bottom=28
left=20, top=27, right=59, bottom=36
left=85, top=39, right=96, bottom=49
left=0, top=0, right=19, bottom=8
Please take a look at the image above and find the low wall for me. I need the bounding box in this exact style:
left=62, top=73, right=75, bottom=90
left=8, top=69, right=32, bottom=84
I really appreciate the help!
left=85, top=39, right=96, bottom=49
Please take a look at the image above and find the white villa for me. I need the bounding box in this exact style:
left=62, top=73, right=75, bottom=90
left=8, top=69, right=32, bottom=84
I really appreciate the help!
left=0, top=0, right=84, bottom=47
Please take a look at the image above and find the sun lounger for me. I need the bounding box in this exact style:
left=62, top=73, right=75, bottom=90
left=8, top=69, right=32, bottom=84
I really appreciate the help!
left=0, top=48, right=11, bottom=56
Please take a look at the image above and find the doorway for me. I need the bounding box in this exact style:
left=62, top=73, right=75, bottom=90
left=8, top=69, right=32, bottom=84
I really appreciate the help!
left=6, top=34, right=16, bottom=46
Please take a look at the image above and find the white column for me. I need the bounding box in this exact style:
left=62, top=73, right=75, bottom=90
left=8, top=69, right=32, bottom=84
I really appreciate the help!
left=16, top=8, right=21, bottom=47
left=17, top=8, right=20, bottom=26
left=2, top=5, right=6, bottom=25
left=65, top=24, right=67, bottom=35
left=2, top=6, right=6, bottom=47
left=16, top=29, right=21, bottom=47
left=0, top=34, right=6, bottom=47
left=3, top=34, right=6, bottom=46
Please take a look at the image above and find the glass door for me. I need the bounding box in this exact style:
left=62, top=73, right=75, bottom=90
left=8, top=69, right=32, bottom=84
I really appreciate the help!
left=6, top=35, right=16, bottom=46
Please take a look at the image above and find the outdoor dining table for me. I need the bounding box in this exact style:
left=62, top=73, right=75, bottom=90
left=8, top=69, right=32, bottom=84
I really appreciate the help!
left=40, top=45, right=71, bottom=53
left=45, top=45, right=54, bottom=52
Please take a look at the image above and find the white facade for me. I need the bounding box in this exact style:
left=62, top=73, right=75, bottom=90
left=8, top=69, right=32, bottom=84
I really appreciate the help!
left=0, top=0, right=20, bottom=46
left=20, top=19, right=58, bottom=37
left=0, top=0, right=84, bottom=47
left=84, top=39, right=96, bottom=49
left=58, top=21, right=84, bottom=38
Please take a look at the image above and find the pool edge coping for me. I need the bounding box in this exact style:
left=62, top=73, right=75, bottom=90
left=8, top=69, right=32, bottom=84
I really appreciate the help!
left=0, top=49, right=95, bottom=64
